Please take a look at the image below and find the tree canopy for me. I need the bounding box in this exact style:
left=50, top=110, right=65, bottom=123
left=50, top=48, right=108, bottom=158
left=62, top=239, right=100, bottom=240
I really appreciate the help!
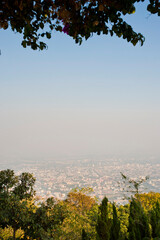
left=1, top=169, right=160, bottom=239
left=0, top=0, right=160, bottom=50
left=0, top=170, right=36, bottom=240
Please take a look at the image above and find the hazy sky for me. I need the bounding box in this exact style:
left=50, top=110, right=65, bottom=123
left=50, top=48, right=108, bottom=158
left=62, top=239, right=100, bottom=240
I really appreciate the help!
left=0, top=2, right=160, bottom=161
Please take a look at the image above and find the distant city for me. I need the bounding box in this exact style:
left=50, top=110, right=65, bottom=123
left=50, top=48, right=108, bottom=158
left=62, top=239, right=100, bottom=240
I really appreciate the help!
left=0, top=155, right=160, bottom=204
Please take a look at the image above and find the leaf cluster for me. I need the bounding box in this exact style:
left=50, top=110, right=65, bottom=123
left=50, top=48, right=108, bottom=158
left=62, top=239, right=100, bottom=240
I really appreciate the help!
left=0, top=0, right=159, bottom=49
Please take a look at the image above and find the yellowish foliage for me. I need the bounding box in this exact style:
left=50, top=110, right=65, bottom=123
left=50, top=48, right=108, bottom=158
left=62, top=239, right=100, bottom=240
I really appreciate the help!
left=136, top=192, right=160, bottom=211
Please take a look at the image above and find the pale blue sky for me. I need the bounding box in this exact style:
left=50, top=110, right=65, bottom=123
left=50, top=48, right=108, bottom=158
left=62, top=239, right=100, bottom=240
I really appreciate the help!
left=0, top=2, right=160, bottom=161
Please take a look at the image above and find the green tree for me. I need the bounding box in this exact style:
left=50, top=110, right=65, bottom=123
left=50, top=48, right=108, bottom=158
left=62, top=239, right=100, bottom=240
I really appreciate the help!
left=118, top=204, right=130, bottom=240
left=66, top=187, right=96, bottom=215
left=128, top=198, right=151, bottom=240
left=136, top=192, right=160, bottom=211
left=53, top=188, right=98, bottom=240
left=110, top=203, right=120, bottom=240
left=150, top=201, right=160, bottom=239
left=1, top=0, right=160, bottom=50
left=96, top=197, right=112, bottom=240
left=0, top=169, right=35, bottom=240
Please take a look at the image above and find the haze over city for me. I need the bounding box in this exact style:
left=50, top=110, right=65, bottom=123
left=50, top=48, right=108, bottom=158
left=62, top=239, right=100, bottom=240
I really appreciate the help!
left=1, top=1, right=160, bottom=163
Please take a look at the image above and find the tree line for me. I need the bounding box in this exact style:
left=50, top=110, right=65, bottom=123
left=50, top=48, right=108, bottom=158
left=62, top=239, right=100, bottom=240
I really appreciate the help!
left=0, top=169, right=160, bottom=240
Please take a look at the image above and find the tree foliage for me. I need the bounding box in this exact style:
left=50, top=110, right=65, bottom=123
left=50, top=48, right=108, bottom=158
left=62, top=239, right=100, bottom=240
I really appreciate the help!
left=0, top=169, right=36, bottom=240
left=110, top=204, right=120, bottom=240
left=136, top=192, right=160, bottom=211
left=128, top=198, right=151, bottom=240
left=66, top=187, right=96, bottom=214
left=150, top=201, right=160, bottom=239
left=96, top=197, right=112, bottom=240
left=1, top=0, right=160, bottom=50
left=118, top=204, right=130, bottom=240
left=1, top=169, right=160, bottom=240
left=55, top=188, right=98, bottom=240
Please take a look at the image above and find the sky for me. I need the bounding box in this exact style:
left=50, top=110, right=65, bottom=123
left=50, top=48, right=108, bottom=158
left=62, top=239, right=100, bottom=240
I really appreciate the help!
left=0, top=2, right=160, bottom=162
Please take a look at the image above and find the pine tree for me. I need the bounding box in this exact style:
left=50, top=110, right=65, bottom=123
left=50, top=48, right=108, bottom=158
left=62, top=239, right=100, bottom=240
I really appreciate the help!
left=110, top=203, right=120, bottom=240
left=150, top=201, right=160, bottom=238
left=128, top=198, right=151, bottom=240
left=96, top=197, right=111, bottom=240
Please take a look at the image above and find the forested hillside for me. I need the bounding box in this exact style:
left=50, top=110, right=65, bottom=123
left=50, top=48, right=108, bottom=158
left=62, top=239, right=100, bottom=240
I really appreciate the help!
left=0, top=169, right=160, bottom=240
